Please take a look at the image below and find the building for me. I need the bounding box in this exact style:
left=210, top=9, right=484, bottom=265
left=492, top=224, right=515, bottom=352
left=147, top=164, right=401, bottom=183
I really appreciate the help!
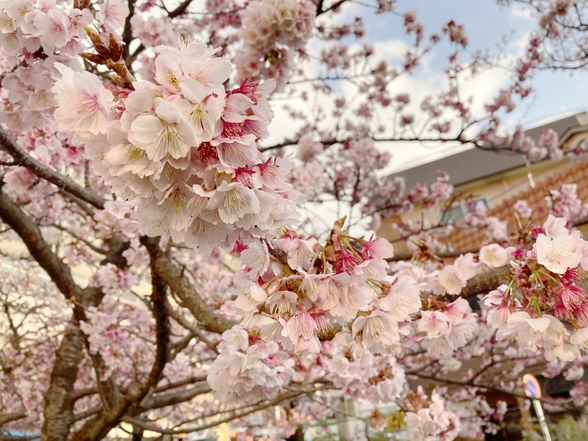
left=378, top=112, right=588, bottom=254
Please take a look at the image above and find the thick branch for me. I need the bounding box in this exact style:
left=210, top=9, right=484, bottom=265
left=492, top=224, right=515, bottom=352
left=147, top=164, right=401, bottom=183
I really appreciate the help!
left=459, top=265, right=512, bottom=298
left=141, top=237, right=235, bottom=334
left=151, top=375, right=208, bottom=394
left=0, top=127, right=105, bottom=209
left=140, top=383, right=211, bottom=411
left=166, top=303, right=219, bottom=354
left=121, top=0, right=135, bottom=61
left=143, top=245, right=170, bottom=390
left=0, top=183, right=85, bottom=304
left=168, top=0, right=194, bottom=18
left=0, top=412, right=26, bottom=426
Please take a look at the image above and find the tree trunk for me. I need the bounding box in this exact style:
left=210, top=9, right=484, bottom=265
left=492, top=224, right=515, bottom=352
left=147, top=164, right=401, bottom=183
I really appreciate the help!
left=41, top=326, right=85, bottom=441
left=286, top=426, right=304, bottom=441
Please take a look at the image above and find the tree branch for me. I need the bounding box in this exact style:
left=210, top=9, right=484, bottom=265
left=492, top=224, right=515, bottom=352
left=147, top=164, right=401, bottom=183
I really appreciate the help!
left=169, top=0, right=194, bottom=17
left=141, top=237, right=235, bottom=334
left=122, top=390, right=307, bottom=435
left=0, top=411, right=27, bottom=426
left=70, top=239, right=171, bottom=440
left=316, top=0, right=348, bottom=16
left=0, top=182, right=86, bottom=305
left=0, top=127, right=105, bottom=210
left=458, top=265, right=512, bottom=298
left=121, top=0, right=135, bottom=61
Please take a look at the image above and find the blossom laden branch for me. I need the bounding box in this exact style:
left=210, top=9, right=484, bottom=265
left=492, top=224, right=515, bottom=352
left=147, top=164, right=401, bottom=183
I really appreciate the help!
left=0, top=127, right=105, bottom=210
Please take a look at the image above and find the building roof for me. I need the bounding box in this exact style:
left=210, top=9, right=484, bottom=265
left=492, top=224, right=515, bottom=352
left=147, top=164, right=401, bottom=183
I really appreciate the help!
left=392, top=112, right=588, bottom=189
left=442, top=154, right=588, bottom=251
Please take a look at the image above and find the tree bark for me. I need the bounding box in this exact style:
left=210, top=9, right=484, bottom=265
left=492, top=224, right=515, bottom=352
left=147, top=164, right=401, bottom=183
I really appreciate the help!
left=41, top=326, right=85, bottom=441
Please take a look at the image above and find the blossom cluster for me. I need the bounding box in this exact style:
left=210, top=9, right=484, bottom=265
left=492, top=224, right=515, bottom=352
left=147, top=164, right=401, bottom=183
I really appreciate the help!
left=93, top=200, right=141, bottom=239
left=418, top=297, right=479, bottom=358
left=235, top=0, right=316, bottom=90
left=404, top=387, right=461, bottom=441
left=53, top=41, right=303, bottom=254
left=206, top=327, right=294, bottom=403
left=0, top=0, right=131, bottom=129
left=545, top=183, right=588, bottom=224
left=130, top=14, right=176, bottom=47
left=484, top=215, right=588, bottom=361
left=231, top=221, right=423, bottom=355
left=444, top=389, right=507, bottom=439
left=328, top=352, right=407, bottom=403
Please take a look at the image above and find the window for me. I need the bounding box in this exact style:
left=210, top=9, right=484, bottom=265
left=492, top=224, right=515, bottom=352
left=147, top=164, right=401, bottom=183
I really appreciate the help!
left=438, top=197, right=489, bottom=225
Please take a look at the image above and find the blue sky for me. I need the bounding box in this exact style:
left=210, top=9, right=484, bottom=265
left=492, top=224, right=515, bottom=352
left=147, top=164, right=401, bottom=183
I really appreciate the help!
left=265, top=0, right=588, bottom=233
left=269, top=0, right=588, bottom=171
left=374, top=0, right=588, bottom=169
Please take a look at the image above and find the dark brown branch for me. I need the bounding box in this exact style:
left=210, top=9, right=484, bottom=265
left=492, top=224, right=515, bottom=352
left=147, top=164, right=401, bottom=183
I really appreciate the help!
left=151, top=375, right=208, bottom=394
left=72, top=406, right=101, bottom=423
left=0, top=128, right=105, bottom=209
left=125, top=43, right=145, bottom=66
left=259, top=134, right=487, bottom=153
left=459, top=265, right=512, bottom=298
left=0, top=411, right=27, bottom=426
left=141, top=236, right=235, bottom=334
left=316, top=0, right=347, bottom=16
left=168, top=0, right=194, bottom=18
left=71, top=388, right=98, bottom=402
left=165, top=302, right=219, bottom=354
left=140, top=383, right=211, bottom=411
left=144, top=242, right=170, bottom=389
left=0, top=183, right=85, bottom=304
left=121, top=0, right=135, bottom=61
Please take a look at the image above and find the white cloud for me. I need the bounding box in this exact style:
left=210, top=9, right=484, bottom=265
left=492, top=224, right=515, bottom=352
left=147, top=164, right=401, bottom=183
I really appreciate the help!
left=508, top=4, right=534, bottom=21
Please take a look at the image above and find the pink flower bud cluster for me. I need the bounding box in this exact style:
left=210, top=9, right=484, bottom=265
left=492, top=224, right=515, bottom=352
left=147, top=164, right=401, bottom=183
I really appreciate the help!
left=53, top=41, right=304, bottom=254
left=89, top=263, right=138, bottom=292
left=235, top=0, right=316, bottom=90
left=370, top=171, right=453, bottom=221
left=460, top=201, right=508, bottom=242
left=0, top=0, right=92, bottom=59
left=479, top=122, right=571, bottom=163
left=514, top=199, right=532, bottom=219
left=206, top=326, right=294, bottom=403
left=1, top=64, right=58, bottom=130
left=232, top=222, right=423, bottom=354
left=483, top=215, right=588, bottom=361
left=0, top=0, right=128, bottom=133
